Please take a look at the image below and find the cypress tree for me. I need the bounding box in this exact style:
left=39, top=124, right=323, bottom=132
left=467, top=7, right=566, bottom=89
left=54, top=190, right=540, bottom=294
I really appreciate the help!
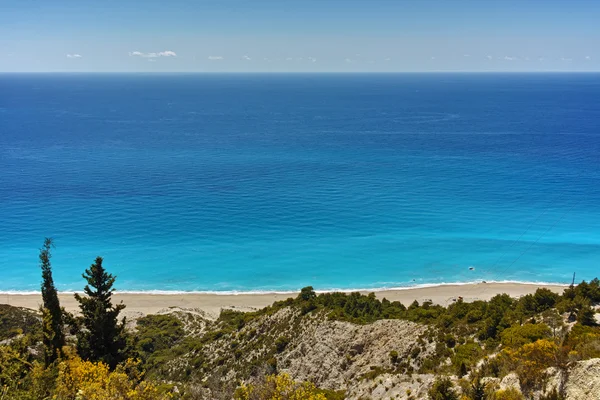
left=39, top=237, right=65, bottom=366
left=74, top=256, right=127, bottom=369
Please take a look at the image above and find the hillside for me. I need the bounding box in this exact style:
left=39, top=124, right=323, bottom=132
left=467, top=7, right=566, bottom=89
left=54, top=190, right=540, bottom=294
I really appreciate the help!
left=1, top=282, right=600, bottom=399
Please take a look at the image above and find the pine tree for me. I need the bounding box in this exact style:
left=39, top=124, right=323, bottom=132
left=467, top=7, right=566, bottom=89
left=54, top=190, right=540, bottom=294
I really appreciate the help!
left=74, top=256, right=127, bottom=369
left=577, top=305, right=597, bottom=326
left=39, top=237, right=65, bottom=366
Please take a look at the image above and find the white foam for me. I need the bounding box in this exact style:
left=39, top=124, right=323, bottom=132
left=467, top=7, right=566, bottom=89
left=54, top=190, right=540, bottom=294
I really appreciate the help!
left=0, top=280, right=569, bottom=296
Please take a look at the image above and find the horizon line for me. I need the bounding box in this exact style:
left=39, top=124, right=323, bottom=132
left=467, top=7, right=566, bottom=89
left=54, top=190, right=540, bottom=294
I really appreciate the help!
left=1, top=71, right=600, bottom=75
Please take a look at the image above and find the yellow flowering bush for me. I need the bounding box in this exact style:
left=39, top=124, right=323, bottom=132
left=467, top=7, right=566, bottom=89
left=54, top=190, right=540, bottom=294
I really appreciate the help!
left=52, top=351, right=167, bottom=400
left=235, top=373, right=327, bottom=400
left=502, top=339, right=558, bottom=393
left=0, top=344, right=30, bottom=390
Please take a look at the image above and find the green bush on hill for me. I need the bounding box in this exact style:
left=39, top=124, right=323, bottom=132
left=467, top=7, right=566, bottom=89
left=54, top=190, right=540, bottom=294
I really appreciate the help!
left=0, top=305, right=41, bottom=341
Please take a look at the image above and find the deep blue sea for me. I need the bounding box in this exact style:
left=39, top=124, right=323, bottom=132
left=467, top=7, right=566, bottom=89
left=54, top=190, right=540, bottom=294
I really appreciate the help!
left=0, top=73, right=599, bottom=293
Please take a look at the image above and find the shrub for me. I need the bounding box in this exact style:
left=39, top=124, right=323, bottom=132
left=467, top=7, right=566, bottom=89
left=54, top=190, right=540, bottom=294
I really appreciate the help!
left=502, top=339, right=558, bottom=394
left=563, top=324, right=600, bottom=360
left=389, top=350, right=399, bottom=364
left=428, top=377, right=458, bottom=400
left=493, top=387, right=525, bottom=400
left=135, top=314, right=184, bottom=355
left=275, top=336, right=290, bottom=353
left=577, top=305, right=597, bottom=326
left=266, top=357, right=278, bottom=374
left=53, top=350, right=168, bottom=399
left=500, top=324, right=551, bottom=348
left=0, top=305, right=41, bottom=341
left=235, top=373, right=327, bottom=400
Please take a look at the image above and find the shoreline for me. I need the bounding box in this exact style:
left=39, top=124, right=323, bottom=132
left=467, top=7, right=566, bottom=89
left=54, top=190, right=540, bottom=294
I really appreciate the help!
left=0, top=279, right=571, bottom=296
left=1, top=282, right=568, bottom=319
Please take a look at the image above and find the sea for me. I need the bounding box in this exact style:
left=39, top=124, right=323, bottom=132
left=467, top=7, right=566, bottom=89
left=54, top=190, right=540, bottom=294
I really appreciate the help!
left=0, top=73, right=599, bottom=293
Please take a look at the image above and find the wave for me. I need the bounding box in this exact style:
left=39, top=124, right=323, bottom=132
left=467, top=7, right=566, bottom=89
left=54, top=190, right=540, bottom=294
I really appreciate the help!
left=0, top=279, right=570, bottom=296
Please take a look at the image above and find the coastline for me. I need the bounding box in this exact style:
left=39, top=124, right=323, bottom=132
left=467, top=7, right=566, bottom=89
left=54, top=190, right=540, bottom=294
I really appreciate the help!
left=1, top=282, right=568, bottom=319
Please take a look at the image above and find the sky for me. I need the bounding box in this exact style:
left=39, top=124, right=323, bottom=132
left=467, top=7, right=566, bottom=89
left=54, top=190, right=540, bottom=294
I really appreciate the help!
left=0, top=0, right=598, bottom=72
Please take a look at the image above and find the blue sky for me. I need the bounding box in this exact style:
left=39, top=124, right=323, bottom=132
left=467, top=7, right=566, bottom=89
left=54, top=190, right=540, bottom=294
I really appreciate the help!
left=0, top=0, right=598, bottom=72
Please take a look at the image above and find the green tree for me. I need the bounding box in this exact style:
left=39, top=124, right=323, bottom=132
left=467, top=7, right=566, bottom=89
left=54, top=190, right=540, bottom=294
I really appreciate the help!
left=429, top=377, right=458, bottom=400
left=299, top=286, right=316, bottom=301
left=577, top=305, right=597, bottom=327
left=74, top=256, right=127, bottom=369
left=541, top=309, right=565, bottom=339
left=532, top=288, right=559, bottom=312
left=39, top=237, right=65, bottom=366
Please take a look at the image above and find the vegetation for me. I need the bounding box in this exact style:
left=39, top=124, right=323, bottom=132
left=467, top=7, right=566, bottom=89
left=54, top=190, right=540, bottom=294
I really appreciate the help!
left=39, top=238, right=65, bottom=366
left=52, top=349, right=168, bottom=400
left=492, top=387, right=525, bottom=400
left=0, top=242, right=599, bottom=398
left=74, top=256, right=127, bottom=370
left=234, top=374, right=328, bottom=400
left=428, top=376, right=458, bottom=400
left=502, top=339, right=560, bottom=394
left=0, top=305, right=40, bottom=341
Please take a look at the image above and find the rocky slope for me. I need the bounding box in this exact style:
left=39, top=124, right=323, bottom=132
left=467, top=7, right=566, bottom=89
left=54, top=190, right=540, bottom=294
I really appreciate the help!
left=154, top=305, right=600, bottom=399
left=2, top=288, right=599, bottom=400
left=564, top=358, right=600, bottom=400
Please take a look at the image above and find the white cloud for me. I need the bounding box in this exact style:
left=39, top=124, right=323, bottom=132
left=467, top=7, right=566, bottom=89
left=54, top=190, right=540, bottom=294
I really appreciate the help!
left=524, top=56, right=530, bottom=61
left=66, top=54, right=82, bottom=59
left=384, top=57, right=391, bottom=61
left=431, top=56, right=436, bottom=60
left=147, top=59, right=156, bottom=63
left=208, top=55, right=223, bottom=61
left=561, top=57, right=572, bottom=62
left=538, top=57, right=545, bottom=61
left=463, top=54, right=470, bottom=57
left=486, top=55, right=493, bottom=60
left=585, top=55, right=591, bottom=60
left=242, top=55, right=251, bottom=61
left=345, top=58, right=353, bottom=63
left=504, top=56, right=515, bottom=61
left=308, top=57, right=317, bottom=63
left=285, top=57, right=293, bottom=61
left=129, top=50, right=177, bottom=58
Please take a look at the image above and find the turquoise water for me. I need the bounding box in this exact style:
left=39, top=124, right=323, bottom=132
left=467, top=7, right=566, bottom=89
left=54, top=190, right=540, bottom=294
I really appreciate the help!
left=0, top=74, right=599, bottom=292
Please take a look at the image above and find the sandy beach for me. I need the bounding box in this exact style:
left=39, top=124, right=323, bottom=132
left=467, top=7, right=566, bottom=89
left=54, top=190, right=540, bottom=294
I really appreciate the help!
left=1, top=282, right=567, bottom=320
